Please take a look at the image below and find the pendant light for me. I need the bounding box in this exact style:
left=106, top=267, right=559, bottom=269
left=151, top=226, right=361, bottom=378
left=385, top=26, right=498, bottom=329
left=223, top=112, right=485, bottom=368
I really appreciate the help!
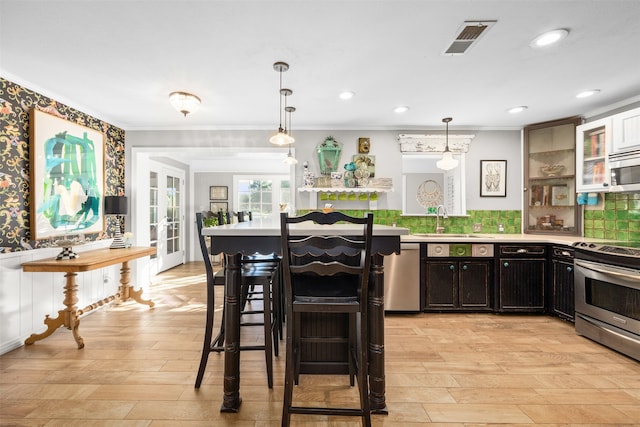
left=437, top=117, right=459, bottom=171
left=269, top=62, right=294, bottom=146
left=283, top=106, right=298, bottom=164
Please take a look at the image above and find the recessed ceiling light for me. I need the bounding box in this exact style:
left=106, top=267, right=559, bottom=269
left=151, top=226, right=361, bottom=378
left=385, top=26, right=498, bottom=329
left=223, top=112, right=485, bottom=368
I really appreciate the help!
left=339, top=91, right=355, bottom=100
left=393, top=106, right=409, bottom=113
left=507, top=106, right=528, bottom=114
left=530, top=29, right=569, bottom=48
left=576, top=89, right=601, bottom=98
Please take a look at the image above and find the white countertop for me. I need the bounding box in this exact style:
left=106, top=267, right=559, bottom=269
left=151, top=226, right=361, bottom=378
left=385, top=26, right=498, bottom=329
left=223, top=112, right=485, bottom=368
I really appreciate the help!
left=202, top=217, right=410, bottom=237
left=402, top=233, right=603, bottom=246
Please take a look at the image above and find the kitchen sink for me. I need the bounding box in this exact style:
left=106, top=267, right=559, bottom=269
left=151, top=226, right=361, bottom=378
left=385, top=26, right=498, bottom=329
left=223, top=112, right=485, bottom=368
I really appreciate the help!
left=411, top=233, right=494, bottom=238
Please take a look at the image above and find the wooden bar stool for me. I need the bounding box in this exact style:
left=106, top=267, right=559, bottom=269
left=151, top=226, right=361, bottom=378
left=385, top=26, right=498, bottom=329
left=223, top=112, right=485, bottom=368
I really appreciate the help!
left=279, top=211, right=373, bottom=426
left=194, top=212, right=278, bottom=389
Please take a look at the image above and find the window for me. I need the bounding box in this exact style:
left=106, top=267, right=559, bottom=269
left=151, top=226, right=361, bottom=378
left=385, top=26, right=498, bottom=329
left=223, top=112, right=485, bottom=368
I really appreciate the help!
left=234, top=175, right=290, bottom=219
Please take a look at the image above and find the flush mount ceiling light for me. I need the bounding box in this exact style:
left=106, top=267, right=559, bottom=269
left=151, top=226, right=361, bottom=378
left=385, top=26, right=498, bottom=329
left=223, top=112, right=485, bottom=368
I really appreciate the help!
left=169, top=91, right=201, bottom=117
left=436, top=117, right=459, bottom=171
left=283, top=106, right=298, bottom=165
left=339, top=91, right=355, bottom=100
left=393, top=106, right=410, bottom=113
left=269, top=61, right=294, bottom=146
left=530, top=28, right=569, bottom=48
left=507, top=105, right=528, bottom=114
left=576, top=89, right=601, bottom=98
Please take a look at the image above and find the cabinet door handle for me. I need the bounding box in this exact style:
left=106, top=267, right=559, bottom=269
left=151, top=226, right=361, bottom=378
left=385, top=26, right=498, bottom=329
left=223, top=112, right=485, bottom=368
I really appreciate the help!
left=503, top=262, right=509, bottom=268
left=462, top=265, right=468, bottom=271
left=516, top=248, right=527, bottom=253
left=567, top=266, right=573, bottom=272
left=449, top=264, right=455, bottom=271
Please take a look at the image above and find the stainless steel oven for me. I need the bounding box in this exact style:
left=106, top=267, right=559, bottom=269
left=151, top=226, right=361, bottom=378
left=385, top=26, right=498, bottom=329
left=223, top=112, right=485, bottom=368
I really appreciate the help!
left=573, top=241, right=640, bottom=361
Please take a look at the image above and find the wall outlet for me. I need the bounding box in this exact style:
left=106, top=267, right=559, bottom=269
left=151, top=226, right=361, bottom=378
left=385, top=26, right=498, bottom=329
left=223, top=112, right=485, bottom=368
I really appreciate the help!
left=473, top=223, right=482, bottom=232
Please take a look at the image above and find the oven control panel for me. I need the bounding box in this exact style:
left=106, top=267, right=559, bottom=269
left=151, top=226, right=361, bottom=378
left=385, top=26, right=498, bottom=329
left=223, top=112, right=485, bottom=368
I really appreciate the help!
left=574, top=241, right=640, bottom=257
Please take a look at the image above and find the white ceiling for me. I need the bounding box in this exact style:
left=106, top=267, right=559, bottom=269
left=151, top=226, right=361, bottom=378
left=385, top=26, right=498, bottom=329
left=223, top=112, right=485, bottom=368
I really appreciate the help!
left=1, top=0, right=640, bottom=132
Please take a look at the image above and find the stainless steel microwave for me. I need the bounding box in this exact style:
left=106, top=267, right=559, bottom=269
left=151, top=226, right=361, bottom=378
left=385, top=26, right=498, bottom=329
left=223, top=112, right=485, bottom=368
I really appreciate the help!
left=609, top=148, right=640, bottom=192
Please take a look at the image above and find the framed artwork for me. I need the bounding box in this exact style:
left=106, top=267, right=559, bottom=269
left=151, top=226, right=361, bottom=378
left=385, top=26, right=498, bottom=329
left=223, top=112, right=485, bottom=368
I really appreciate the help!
left=210, top=201, right=228, bottom=212
left=480, top=160, right=507, bottom=197
left=352, top=154, right=375, bottom=177
left=551, top=185, right=572, bottom=206
left=29, top=109, right=105, bottom=240
left=209, top=185, right=228, bottom=200
left=358, top=137, right=370, bottom=154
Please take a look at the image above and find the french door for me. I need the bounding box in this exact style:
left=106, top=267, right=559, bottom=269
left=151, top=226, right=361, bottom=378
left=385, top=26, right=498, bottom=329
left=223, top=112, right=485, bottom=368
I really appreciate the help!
left=149, top=162, right=185, bottom=273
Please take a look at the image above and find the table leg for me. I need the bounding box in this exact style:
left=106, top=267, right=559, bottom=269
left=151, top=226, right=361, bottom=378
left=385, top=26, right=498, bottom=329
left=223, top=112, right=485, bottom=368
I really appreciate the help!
left=221, top=253, right=242, bottom=412
left=117, top=260, right=154, bottom=308
left=25, top=272, right=85, bottom=349
left=368, top=253, right=388, bottom=414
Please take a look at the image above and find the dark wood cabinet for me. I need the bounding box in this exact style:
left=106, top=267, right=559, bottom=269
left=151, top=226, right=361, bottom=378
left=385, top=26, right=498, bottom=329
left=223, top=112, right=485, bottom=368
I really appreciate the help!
left=498, top=245, right=546, bottom=312
left=550, top=245, right=575, bottom=321
left=523, top=117, right=582, bottom=235
left=425, top=259, right=492, bottom=311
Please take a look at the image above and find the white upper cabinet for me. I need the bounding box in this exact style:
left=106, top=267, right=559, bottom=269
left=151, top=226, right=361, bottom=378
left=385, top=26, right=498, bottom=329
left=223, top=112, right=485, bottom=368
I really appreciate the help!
left=576, top=117, right=612, bottom=193
left=611, top=107, right=640, bottom=153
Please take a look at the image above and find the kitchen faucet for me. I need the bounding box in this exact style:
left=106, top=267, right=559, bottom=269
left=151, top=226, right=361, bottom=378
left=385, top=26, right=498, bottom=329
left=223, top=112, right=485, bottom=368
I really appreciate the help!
left=435, top=205, right=448, bottom=233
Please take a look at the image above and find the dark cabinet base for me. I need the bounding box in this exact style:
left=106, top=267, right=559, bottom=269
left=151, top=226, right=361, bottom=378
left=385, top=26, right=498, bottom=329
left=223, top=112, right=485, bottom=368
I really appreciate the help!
left=424, top=260, right=492, bottom=311
left=498, top=245, right=546, bottom=312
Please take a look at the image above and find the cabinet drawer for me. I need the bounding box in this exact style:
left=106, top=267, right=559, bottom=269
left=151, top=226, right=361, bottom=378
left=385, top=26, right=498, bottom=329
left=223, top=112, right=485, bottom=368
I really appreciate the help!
left=428, top=243, right=494, bottom=257
left=499, top=245, right=546, bottom=256
left=552, top=245, right=574, bottom=261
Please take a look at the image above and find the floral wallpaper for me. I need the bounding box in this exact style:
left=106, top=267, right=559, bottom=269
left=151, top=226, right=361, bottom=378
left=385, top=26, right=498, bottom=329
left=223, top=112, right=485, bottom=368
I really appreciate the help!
left=0, top=78, right=125, bottom=252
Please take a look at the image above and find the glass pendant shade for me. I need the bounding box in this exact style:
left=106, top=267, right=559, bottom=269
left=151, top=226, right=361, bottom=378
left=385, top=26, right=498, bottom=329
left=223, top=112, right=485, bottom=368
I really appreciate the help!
left=437, top=116, right=458, bottom=171
left=169, top=91, right=201, bottom=117
left=282, top=106, right=297, bottom=163
left=437, top=150, right=459, bottom=170
left=283, top=151, right=298, bottom=165
left=270, top=62, right=295, bottom=145
left=270, top=130, right=293, bottom=145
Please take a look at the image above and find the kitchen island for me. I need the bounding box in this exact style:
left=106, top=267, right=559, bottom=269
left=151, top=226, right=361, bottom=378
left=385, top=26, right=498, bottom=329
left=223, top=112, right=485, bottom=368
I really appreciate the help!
left=202, top=217, right=409, bottom=413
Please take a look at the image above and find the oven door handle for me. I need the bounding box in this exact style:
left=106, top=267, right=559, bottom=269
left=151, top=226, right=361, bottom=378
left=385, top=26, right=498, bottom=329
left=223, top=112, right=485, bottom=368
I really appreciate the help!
left=575, top=259, right=639, bottom=281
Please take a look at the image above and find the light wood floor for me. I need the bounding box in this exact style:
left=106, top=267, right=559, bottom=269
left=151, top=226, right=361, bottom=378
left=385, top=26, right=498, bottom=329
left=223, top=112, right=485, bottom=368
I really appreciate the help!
left=1, top=262, right=639, bottom=426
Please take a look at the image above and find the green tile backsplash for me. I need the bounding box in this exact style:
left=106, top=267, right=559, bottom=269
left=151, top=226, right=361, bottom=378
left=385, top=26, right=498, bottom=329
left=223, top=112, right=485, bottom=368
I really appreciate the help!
left=301, top=191, right=639, bottom=241
left=583, top=192, right=640, bottom=242
left=298, top=209, right=522, bottom=235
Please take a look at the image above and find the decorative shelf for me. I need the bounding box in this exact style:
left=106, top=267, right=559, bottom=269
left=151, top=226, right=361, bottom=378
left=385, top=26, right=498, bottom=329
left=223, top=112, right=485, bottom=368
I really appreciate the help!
left=298, top=187, right=393, bottom=193
left=298, top=179, right=393, bottom=210
left=529, top=174, right=575, bottom=180
left=529, top=149, right=575, bottom=156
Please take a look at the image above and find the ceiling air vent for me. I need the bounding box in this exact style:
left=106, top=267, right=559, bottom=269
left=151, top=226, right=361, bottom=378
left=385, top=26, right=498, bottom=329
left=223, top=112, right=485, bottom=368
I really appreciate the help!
left=444, top=20, right=496, bottom=55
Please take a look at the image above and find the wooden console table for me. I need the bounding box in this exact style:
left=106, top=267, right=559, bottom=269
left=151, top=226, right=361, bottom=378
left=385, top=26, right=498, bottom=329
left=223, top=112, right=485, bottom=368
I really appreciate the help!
left=21, top=246, right=156, bottom=349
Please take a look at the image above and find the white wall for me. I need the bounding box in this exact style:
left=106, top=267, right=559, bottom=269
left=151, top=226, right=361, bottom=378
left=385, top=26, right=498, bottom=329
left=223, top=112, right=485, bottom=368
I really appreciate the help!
left=126, top=128, right=521, bottom=262
left=126, top=128, right=522, bottom=212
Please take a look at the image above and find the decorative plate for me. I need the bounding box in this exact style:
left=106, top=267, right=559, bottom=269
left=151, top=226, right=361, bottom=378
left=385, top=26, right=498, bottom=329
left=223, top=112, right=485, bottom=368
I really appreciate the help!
left=416, top=180, right=443, bottom=208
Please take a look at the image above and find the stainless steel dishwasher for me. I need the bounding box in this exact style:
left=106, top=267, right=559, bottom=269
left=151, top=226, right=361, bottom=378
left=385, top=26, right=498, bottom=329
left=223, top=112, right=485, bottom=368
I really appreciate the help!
left=383, top=243, right=421, bottom=312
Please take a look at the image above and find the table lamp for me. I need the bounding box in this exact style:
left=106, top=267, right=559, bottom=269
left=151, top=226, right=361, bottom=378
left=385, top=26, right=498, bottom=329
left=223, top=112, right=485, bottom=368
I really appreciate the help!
left=104, top=196, right=127, bottom=249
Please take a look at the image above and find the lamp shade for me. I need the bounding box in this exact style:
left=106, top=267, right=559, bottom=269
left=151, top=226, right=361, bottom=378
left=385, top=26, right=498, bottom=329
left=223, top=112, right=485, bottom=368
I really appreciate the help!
left=104, top=196, right=128, bottom=215
left=436, top=151, right=459, bottom=170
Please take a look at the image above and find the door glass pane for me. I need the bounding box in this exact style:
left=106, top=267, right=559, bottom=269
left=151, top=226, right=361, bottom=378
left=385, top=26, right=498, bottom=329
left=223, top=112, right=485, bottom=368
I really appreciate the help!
left=149, top=171, right=158, bottom=259
left=165, top=174, right=181, bottom=255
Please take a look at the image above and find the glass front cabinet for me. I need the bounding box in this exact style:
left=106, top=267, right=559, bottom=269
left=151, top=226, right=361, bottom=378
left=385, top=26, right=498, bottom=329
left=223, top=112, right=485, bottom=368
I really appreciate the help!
left=576, top=117, right=611, bottom=193
left=524, top=117, right=582, bottom=235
